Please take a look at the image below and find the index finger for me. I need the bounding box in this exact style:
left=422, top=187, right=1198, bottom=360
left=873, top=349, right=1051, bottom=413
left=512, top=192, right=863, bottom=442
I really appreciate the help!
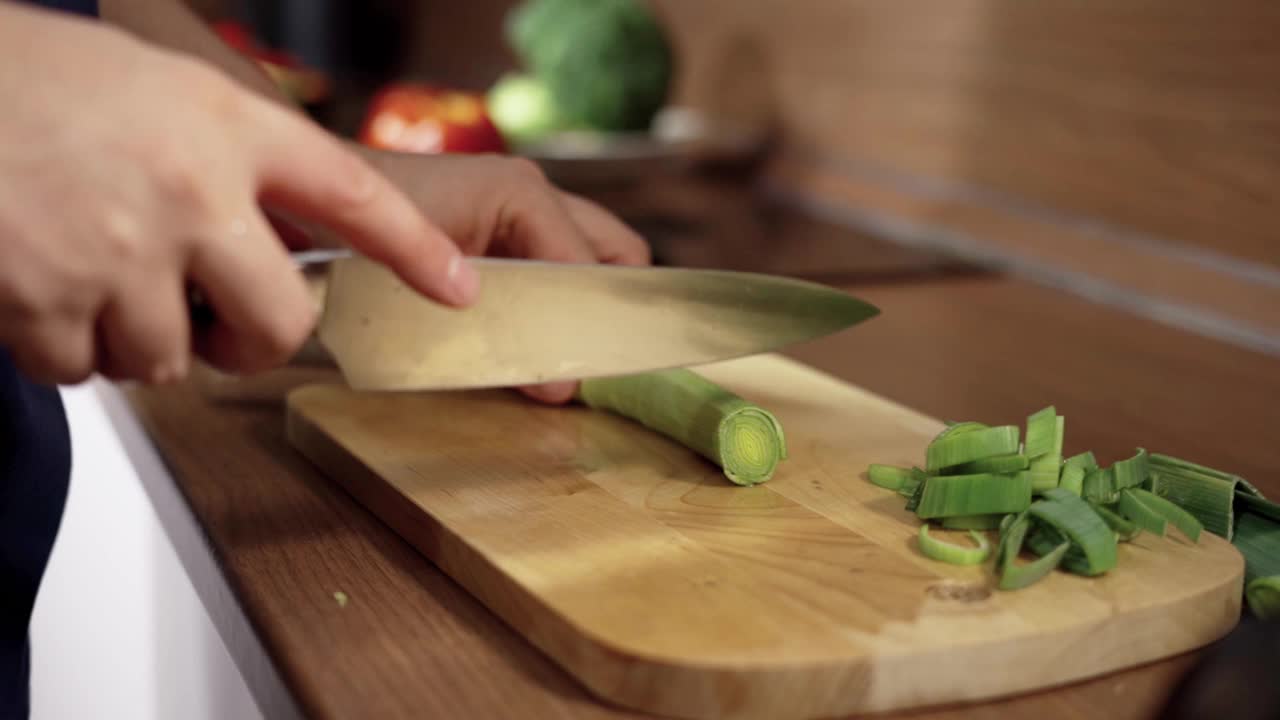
left=243, top=100, right=478, bottom=307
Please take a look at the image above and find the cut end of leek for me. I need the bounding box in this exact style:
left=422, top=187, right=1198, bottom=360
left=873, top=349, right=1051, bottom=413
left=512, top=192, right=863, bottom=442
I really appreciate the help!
left=1246, top=577, right=1280, bottom=621
left=918, top=525, right=991, bottom=565
left=578, top=369, right=785, bottom=486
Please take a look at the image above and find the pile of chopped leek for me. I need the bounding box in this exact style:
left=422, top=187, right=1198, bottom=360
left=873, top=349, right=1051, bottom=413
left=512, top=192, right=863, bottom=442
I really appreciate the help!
left=867, top=406, right=1280, bottom=619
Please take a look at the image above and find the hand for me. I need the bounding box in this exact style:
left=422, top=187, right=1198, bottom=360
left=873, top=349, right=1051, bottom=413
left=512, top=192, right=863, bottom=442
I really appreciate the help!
left=0, top=5, right=473, bottom=385
left=350, top=150, right=652, bottom=404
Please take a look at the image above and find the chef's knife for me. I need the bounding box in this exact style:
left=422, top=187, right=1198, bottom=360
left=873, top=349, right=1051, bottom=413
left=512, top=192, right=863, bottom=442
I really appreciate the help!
left=197, top=250, right=880, bottom=391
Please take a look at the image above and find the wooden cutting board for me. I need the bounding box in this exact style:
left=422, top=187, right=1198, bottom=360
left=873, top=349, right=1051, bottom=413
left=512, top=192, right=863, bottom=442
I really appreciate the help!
left=284, top=354, right=1242, bottom=720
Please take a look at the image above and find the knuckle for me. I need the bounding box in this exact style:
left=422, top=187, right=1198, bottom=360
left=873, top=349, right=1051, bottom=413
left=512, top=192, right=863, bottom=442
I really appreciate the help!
left=504, top=155, right=548, bottom=184
left=97, top=206, right=148, bottom=261
left=253, top=302, right=317, bottom=367
left=145, top=151, right=210, bottom=212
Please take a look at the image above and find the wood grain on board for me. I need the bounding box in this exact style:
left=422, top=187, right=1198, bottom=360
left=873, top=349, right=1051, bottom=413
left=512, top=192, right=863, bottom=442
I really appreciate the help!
left=123, top=270, right=1280, bottom=720
left=283, top=353, right=1242, bottom=720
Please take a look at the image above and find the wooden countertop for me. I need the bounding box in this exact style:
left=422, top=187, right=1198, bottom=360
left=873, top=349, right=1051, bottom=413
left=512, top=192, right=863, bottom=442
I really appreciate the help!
left=121, top=182, right=1279, bottom=720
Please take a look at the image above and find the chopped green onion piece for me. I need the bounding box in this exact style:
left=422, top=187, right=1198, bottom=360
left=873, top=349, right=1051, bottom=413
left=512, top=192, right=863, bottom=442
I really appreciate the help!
left=1124, top=488, right=1202, bottom=542
left=1235, top=493, right=1280, bottom=524
left=940, top=454, right=1029, bottom=475
left=915, top=472, right=1032, bottom=519
left=1119, top=489, right=1168, bottom=536
left=1023, top=406, right=1058, bottom=458
left=1027, top=488, right=1117, bottom=576
left=1001, top=540, right=1069, bottom=590
left=1024, top=524, right=1094, bottom=575
left=1147, top=455, right=1239, bottom=539
left=1083, top=466, right=1118, bottom=505
left=1026, top=415, right=1064, bottom=487
left=896, top=468, right=927, bottom=499
left=868, top=464, right=912, bottom=491
left=997, top=512, right=1068, bottom=590
left=1234, top=511, right=1280, bottom=585
left=925, top=426, right=1020, bottom=472
left=578, top=369, right=786, bottom=486
left=1090, top=502, right=1142, bottom=541
left=1064, top=451, right=1098, bottom=472
left=1113, top=448, right=1149, bottom=491
left=931, top=421, right=988, bottom=444
left=1059, top=463, right=1086, bottom=496
left=917, top=525, right=991, bottom=565
left=904, top=475, right=927, bottom=513
left=1246, top=577, right=1280, bottom=621
left=942, top=514, right=1006, bottom=530
left=1021, top=469, right=1061, bottom=493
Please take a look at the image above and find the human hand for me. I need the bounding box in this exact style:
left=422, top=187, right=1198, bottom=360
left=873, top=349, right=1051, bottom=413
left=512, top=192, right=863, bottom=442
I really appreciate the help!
left=349, top=149, right=652, bottom=404
left=0, top=5, right=474, bottom=385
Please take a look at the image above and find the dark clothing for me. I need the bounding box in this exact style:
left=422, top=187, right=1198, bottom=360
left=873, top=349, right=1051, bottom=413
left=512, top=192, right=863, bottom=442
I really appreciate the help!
left=4, top=3, right=97, bottom=716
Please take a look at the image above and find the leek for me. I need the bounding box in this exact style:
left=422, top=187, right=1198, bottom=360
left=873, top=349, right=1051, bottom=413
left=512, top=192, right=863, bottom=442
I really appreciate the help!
left=925, top=426, right=1020, bottom=472
left=578, top=369, right=786, bottom=486
left=1124, top=488, right=1202, bottom=542
left=997, top=512, right=1068, bottom=590
left=942, top=514, right=1006, bottom=530
left=1235, top=512, right=1280, bottom=585
left=915, top=472, right=1033, bottom=519
left=1113, top=448, right=1148, bottom=491
left=1118, top=489, right=1168, bottom=537
left=868, top=464, right=912, bottom=492
left=1028, top=488, right=1117, bottom=576
left=1059, top=453, right=1094, bottom=497
left=1247, top=577, right=1280, bottom=621
left=1023, top=406, right=1058, bottom=458
left=1082, top=466, right=1118, bottom=505
left=1147, top=455, right=1239, bottom=539
left=941, top=454, right=1029, bottom=475
left=1090, top=503, right=1141, bottom=541
left=918, top=525, right=991, bottom=565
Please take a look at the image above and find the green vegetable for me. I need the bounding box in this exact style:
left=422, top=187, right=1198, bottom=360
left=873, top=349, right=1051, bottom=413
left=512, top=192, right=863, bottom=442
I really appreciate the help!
left=1124, top=488, right=1202, bottom=542
left=925, top=426, right=1020, bottom=472
left=577, top=369, right=785, bottom=486
left=1119, top=489, right=1168, bottom=537
left=1235, top=511, right=1280, bottom=585
left=1090, top=503, right=1142, bottom=541
left=1023, top=406, right=1058, bottom=458
left=1059, top=465, right=1086, bottom=496
left=915, top=472, right=1033, bottom=519
left=1027, top=488, right=1117, bottom=576
left=904, top=476, right=927, bottom=513
left=997, top=512, right=1069, bottom=590
left=1024, top=524, right=1094, bottom=576
left=486, top=72, right=565, bottom=146
left=868, top=464, right=912, bottom=491
left=1147, top=454, right=1240, bottom=539
left=1082, top=466, right=1118, bottom=505
left=504, top=0, right=673, bottom=132
left=941, top=514, right=1006, bottom=530
left=917, top=525, right=991, bottom=565
left=1113, top=448, right=1149, bottom=491
left=1021, top=469, right=1061, bottom=493
left=1247, top=577, right=1280, bottom=621
left=940, top=454, right=1028, bottom=475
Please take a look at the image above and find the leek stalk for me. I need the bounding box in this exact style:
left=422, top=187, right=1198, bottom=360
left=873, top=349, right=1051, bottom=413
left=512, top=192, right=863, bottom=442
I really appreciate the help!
left=578, top=369, right=786, bottom=486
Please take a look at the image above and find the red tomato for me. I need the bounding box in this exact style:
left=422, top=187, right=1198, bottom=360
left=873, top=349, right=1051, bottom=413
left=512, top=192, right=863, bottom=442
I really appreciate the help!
left=359, top=84, right=507, bottom=155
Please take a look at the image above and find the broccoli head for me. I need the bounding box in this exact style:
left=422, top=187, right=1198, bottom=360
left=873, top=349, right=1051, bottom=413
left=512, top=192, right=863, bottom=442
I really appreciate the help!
left=504, top=0, right=674, bottom=133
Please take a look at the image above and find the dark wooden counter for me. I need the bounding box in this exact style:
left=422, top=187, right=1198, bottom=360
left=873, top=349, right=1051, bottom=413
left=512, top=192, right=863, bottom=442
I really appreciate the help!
left=122, top=182, right=1279, bottom=720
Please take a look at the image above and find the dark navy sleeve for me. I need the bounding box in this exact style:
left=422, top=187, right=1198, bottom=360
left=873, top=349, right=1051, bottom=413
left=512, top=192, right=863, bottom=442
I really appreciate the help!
left=0, top=352, right=71, bottom=720
left=4, top=5, right=96, bottom=720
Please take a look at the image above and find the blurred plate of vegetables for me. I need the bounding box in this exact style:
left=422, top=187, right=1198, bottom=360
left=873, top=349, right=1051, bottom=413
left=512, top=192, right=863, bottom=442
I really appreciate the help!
left=360, top=0, right=765, bottom=187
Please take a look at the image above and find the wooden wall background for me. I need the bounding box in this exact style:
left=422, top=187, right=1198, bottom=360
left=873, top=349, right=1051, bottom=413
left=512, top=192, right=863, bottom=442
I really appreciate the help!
left=192, top=0, right=1280, bottom=348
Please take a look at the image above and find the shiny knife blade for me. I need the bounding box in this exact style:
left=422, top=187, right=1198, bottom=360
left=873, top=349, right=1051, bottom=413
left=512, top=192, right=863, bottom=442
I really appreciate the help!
left=307, top=253, right=879, bottom=391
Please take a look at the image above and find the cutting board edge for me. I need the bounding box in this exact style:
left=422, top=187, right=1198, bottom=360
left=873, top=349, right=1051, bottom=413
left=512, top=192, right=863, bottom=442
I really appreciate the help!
left=282, top=377, right=1245, bottom=720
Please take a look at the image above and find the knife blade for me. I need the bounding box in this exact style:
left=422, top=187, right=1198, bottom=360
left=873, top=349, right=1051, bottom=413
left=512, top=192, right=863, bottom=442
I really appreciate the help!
left=307, top=253, right=879, bottom=391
